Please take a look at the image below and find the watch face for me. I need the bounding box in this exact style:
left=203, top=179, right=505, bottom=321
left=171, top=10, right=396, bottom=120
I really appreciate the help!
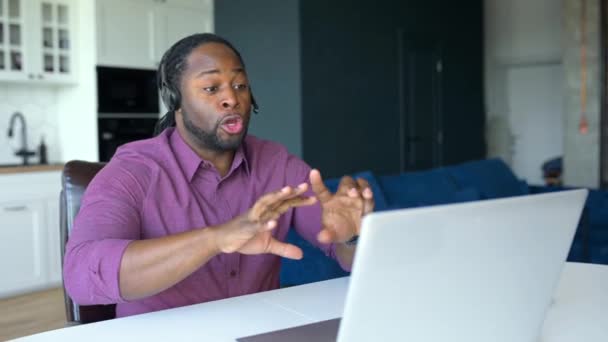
left=345, top=235, right=359, bottom=246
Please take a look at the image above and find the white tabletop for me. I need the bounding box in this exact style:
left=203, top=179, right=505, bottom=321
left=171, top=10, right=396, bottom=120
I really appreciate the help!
left=13, top=262, right=608, bottom=342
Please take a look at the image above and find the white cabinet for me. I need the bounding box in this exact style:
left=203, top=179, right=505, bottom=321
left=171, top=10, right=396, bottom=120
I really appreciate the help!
left=0, top=0, right=77, bottom=84
left=96, top=0, right=214, bottom=69
left=0, top=0, right=27, bottom=79
left=96, top=0, right=156, bottom=69
left=0, top=171, right=62, bottom=298
left=0, top=199, right=48, bottom=294
left=46, top=197, right=61, bottom=284
left=151, top=2, right=214, bottom=64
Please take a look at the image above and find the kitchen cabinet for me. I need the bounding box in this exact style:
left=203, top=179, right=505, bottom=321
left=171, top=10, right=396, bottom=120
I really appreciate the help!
left=0, top=170, right=62, bottom=298
left=96, top=0, right=214, bottom=69
left=0, top=0, right=77, bottom=84
left=46, top=197, right=61, bottom=284
left=96, top=0, right=156, bottom=69
left=151, top=2, right=214, bottom=64
left=0, top=199, right=48, bottom=295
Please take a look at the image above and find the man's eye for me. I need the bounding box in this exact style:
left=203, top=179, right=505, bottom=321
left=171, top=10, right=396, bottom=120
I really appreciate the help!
left=233, top=84, right=248, bottom=91
left=203, top=86, right=218, bottom=93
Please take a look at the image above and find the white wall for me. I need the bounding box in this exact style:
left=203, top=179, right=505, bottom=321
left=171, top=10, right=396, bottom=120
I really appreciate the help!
left=0, top=85, right=61, bottom=165
left=56, top=0, right=98, bottom=162
left=562, top=0, right=601, bottom=188
left=0, top=0, right=98, bottom=166
left=485, top=0, right=564, bottom=184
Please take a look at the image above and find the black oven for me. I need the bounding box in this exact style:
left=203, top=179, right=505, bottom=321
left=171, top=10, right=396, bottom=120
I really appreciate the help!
left=98, top=118, right=158, bottom=162
left=97, top=66, right=159, bottom=115
left=97, top=66, right=160, bottom=161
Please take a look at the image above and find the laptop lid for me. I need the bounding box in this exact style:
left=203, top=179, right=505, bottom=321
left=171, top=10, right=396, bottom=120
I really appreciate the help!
left=337, top=189, right=587, bottom=342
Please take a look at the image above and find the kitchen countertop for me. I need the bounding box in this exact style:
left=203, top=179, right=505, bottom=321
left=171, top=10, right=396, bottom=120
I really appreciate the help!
left=0, top=164, right=64, bottom=174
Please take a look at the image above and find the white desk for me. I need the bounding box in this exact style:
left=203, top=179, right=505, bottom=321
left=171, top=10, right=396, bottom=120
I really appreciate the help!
left=13, top=262, right=608, bottom=342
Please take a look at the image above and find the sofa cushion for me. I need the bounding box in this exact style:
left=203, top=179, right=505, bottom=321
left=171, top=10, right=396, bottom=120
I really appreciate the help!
left=450, top=187, right=481, bottom=203
left=323, top=170, right=388, bottom=211
left=280, top=229, right=349, bottom=287
left=378, top=168, right=460, bottom=208
left=444, top=158, right=529, bottom=199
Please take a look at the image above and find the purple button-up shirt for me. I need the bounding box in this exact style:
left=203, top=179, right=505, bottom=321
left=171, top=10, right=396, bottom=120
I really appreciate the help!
left=64, top=128, right=344, bottom=317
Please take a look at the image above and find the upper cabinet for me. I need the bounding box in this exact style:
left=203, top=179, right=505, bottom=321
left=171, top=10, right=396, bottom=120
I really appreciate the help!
left=0, top=0, right=76, bottom=84
left=0, top=0, right=26, bottom=80
left=97, top=0, right=214, bottom=69
left=96, top=0, right=156, bottom=70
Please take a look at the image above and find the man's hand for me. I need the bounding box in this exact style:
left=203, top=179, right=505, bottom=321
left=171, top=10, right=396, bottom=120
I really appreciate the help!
left=210, top=183, right=316, bottom=259
left=310, top=169, right=374, bottom=244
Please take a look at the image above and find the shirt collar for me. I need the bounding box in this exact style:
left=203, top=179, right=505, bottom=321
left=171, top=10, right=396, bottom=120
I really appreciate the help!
left=169, top=128, right=251, bottom=182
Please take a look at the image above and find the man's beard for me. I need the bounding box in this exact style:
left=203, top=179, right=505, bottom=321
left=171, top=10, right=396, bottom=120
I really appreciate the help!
left=182, top=109, right=247, bottom=152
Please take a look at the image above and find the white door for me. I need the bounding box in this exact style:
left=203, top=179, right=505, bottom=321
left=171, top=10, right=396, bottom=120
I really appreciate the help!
left=507, top=65, right=564, bottom=184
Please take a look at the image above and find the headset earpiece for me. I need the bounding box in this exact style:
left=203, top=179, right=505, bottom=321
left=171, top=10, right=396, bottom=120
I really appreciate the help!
left=251, top=91, right=259, bottom=114
left=159, top=60, right=180, bottom=112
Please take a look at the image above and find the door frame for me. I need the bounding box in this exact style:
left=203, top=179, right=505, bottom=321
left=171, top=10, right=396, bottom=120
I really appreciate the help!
left=397, top=31, right=444, bottom=172
left=601, top=0, right=608, bottom=188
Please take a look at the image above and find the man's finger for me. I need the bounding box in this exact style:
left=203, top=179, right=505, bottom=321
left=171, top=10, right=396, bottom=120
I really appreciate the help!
left=252, top=184, right=309, bottom=219
left=356, top=178, right=375, bottom=215
left=259, top=196, right=317, bottom=223
left=355, top=178, right=370, bottom=195
left=272, top=196, right=317, bottom=216
left=337, top=176, right=358, bottom=196
left=267, top=183, right=309, bottom=212
left=251, top=186, right=291, bottom=218
left=265, top=238, right=303, bottom=259
left=310, top=169, right=332, bottom=203
left=317, top=228, right=336, bottom=244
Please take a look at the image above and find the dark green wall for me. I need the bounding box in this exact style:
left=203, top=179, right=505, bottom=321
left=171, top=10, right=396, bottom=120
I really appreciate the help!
left=215, top=0, right=485, bottom=177
left=300, top=0, right=485, bottom=177
left=300, top=1, right=401, bottom=176
left=215, top=0, right=303, bottom=156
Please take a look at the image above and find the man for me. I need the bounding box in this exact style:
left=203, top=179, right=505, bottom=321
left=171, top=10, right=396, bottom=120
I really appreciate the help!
left=64, top=33, right=374, bottom=317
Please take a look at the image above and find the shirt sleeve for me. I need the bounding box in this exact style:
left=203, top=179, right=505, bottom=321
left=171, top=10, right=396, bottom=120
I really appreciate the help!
left=63, top=158, right=147, bottom=305
left=287, top=155, right=351, bottom=272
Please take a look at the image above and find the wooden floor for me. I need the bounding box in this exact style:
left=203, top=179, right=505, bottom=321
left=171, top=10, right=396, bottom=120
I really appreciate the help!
left=0, top=288, right=66, bottom=341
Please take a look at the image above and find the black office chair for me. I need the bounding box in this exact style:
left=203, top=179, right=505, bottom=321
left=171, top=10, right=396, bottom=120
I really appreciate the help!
left=59, top=160, right=116, bottom=324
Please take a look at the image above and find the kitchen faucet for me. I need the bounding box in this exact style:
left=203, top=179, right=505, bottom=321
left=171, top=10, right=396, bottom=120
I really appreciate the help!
left=7, top=111, right=36, bottom=165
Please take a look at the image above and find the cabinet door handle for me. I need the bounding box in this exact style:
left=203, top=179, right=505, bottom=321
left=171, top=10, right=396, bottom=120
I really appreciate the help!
left=37, top=74, right=44, bottom=80
left=4, top=205, right=27, bottom=212
left=28, top=73, right=35, bottom=79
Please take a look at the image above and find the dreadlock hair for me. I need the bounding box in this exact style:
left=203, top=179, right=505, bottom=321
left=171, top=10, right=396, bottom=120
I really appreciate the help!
left=154, top=33, right=259, bottom=135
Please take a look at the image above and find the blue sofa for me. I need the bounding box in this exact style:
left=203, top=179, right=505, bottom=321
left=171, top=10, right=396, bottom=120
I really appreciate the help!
left=280, top=158, right=608, bottom=287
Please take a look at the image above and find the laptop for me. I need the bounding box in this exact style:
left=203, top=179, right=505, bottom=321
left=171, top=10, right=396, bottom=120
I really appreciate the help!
left=238, top=189, right=587, bottom=342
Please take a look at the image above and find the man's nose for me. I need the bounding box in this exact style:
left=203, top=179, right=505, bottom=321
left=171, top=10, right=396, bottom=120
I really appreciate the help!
left=220, top=88, right=238, bottom=109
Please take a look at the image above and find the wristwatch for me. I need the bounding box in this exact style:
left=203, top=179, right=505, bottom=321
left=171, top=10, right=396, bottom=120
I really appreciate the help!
left=345, top=235, right=359, bottom=246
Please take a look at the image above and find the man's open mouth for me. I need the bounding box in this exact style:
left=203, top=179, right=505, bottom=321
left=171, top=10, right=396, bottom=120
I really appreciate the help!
left=220, top=115, right=244, bottom=134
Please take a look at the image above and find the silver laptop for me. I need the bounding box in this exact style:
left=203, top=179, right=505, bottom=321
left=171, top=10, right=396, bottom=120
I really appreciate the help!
left=238, top=189, right=587, bottom=342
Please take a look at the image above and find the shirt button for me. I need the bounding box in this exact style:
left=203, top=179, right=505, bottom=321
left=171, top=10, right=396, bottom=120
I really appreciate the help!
left=229, top=270, right=237, bottom=277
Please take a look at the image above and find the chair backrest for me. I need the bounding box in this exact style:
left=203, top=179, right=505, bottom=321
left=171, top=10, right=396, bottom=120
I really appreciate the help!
left=59, top=160, right=115, bottom=324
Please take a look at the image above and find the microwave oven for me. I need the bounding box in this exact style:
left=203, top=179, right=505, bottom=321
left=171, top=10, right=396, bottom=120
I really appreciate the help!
left=97, top=66, right=160, bottom=117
